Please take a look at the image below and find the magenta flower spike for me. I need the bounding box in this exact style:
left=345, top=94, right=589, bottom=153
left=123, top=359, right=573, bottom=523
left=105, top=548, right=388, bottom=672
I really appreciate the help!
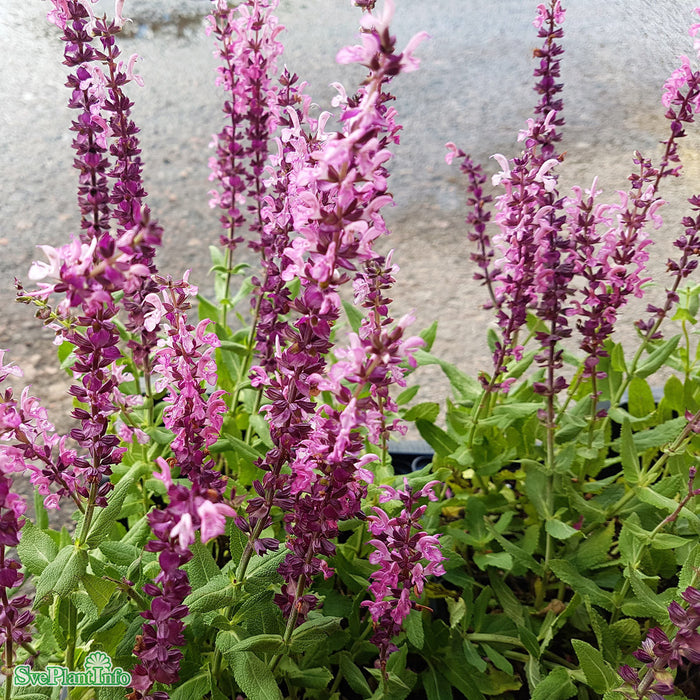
left=131, top=274, right=233, bottom=700
left=362, top=480, right=445, bottom=674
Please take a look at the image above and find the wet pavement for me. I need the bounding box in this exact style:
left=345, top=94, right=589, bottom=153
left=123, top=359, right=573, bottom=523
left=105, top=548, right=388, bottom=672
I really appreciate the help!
left=2, top=0, right=700, bottom=419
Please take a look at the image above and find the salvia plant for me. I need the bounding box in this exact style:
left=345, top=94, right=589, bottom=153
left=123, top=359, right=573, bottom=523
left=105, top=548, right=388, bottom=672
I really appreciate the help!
left=4, top=0, right=700, bottom=699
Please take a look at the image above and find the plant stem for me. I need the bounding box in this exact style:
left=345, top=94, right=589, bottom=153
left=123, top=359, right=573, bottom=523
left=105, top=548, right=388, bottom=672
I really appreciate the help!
left=66, top=600, right=77, bottom=671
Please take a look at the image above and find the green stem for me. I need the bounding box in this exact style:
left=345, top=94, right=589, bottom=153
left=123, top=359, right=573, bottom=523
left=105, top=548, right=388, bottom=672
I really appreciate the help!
left=66, top=600, right=77, bottom=671
left=76, top=481, right=99, bottom=546
left=143, top=356, right=155, bottom=427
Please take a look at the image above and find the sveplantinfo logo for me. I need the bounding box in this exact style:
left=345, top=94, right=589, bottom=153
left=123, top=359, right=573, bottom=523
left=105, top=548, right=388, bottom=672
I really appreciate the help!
left=13, top=651, right=132, bottom=688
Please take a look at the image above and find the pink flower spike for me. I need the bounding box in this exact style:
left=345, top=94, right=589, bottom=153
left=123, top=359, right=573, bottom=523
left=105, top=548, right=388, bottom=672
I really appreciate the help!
left=197, top=500, right=236, bottom=543
left=170, top=513, right=195, bottom=549
left=153, top=456, right=174, bottom=490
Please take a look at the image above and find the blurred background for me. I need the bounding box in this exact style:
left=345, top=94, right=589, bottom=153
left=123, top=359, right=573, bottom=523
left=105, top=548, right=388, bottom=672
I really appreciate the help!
left=2, top=0, right=700, bottom=424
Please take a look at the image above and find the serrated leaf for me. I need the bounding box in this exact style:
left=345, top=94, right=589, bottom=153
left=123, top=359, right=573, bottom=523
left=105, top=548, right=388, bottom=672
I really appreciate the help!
left=170, top=674, right=210, bottom=700
left=405, top=608, right=425, bottom=647
left=622, top=568, right=670, bottom=623
left=229, top=651, right=283, bottom=700
left=82, top=573, right=117, bottom=614
left=531, top=667, right=577, bottom=700
left=97, top=541, right=141, bottom=567
left=18, top=520, right=58, bottom=575
left=185, top=574, right=236, bottom=613
left=84, top=468, right=141, bottom=547
left=572, top=639, right=620, bottom=693
left=628, top=376, right=656, bottom=417
left=679, top=543, right=700, bottom=591
left=548, top=560, right=614, bottom=610
left=71, top=590, right=98, bottom=621
left=34, top=545, right=88, bottom=605
left=284, top=666, right=332, bottom=689
left=244, top=546, right=287, bottom=591
left=574, top=521, right=614, bottom=571
left=289, top=616, right=342, bottom=652
left=638, top=486, right=699, bottom=524
left=185, top=542, right=221, bottom=591
left=631, top=417, right=686, bottom=452
left=545, top=519, right=579, bottom=540
left=221, top=632, right=285, bottom=654
left=446, top=598, right=466, bottom=629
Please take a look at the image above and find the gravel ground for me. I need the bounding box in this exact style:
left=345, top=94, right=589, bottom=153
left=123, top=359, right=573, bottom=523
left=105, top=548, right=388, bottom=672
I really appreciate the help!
left=2, top=0, right=700, bottom=464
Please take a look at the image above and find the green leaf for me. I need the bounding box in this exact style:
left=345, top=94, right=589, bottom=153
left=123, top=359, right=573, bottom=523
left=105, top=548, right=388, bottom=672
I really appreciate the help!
left=34, top=545, right=88, bottom=605
left=229, top=651, right=283, bottom=700
left=84, top=467, right=142, bottom=547
left=461, top=640, right=487, bottom=673
left=82, top=574, right=117, bottom=614
left=342, top=299, right=364, bottom=334
left=413, top=350, right=481, bottom=402
left=338, top=652, right=372, bottom=698
left=445, top=598, right=466, bottom=630
left=473, top=551, right=512, bottom=571
left=72, top=590, right=99, bottom=622
left=403, top=402, right=440, bottom=423
left=420, top=321, right=438, bottom=352
left=531, top=667, right=577, bottom=700
left=483, top=521, right=544, bottom=576
left=679, top=543, right=700, bottom=591
left=222, top=632, right=285, bottom=654
left=574, top=521, right=614, bottom=571
left=185, top=542, right=221, bottom=591
left=185, top=574, right=236, bottom=613
left=197, top=293, right=221, bottom=325
left=243, top=546, right=287, bottom=591
left=439, top=659, right=486, bottom=700
left=572, top=639, right=620, bottom=693
left=415, top=419, right=458, bottom=457
left=396, top=385, right=420, bottom=406
left=33, top=490, right=49, bottom=530
left=548, top=560, right=614, bottom=610
left=489, top=569, right=524, bottom=626
left=628, top=376, right=656, bottom=418
left=621, top=568, right=670, bottom=623
left=545, top=519, right=579, bottom=541
left=637, top=486, right=699, bottom=524
left=97, top=541, right=141, bottom=568
left=18, top=520, right=58, bottom=575
left=634, top=335, right=680, bottom=378
left=170, top=674, right=211, bottom=700
left=610, top=342, right=627, bottom=373
left=423, top=665, right=452, bottom=700
left=405, top=608, right=425, bottom=647
left=523, top=465, right=549, bottom=519
left=632, top=417, right=686, bottom=452
left=289, top=616, right=342, bottom=652
left=284, top=665, right=333, bottom=689
left=481, top=644, right=513, bottom=675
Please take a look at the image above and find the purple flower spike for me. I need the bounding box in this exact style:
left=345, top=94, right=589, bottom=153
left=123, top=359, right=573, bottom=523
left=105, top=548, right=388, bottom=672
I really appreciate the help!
left=621, top=585, right=700, bottom=698
left=362, top=480, right=445, bottom=674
